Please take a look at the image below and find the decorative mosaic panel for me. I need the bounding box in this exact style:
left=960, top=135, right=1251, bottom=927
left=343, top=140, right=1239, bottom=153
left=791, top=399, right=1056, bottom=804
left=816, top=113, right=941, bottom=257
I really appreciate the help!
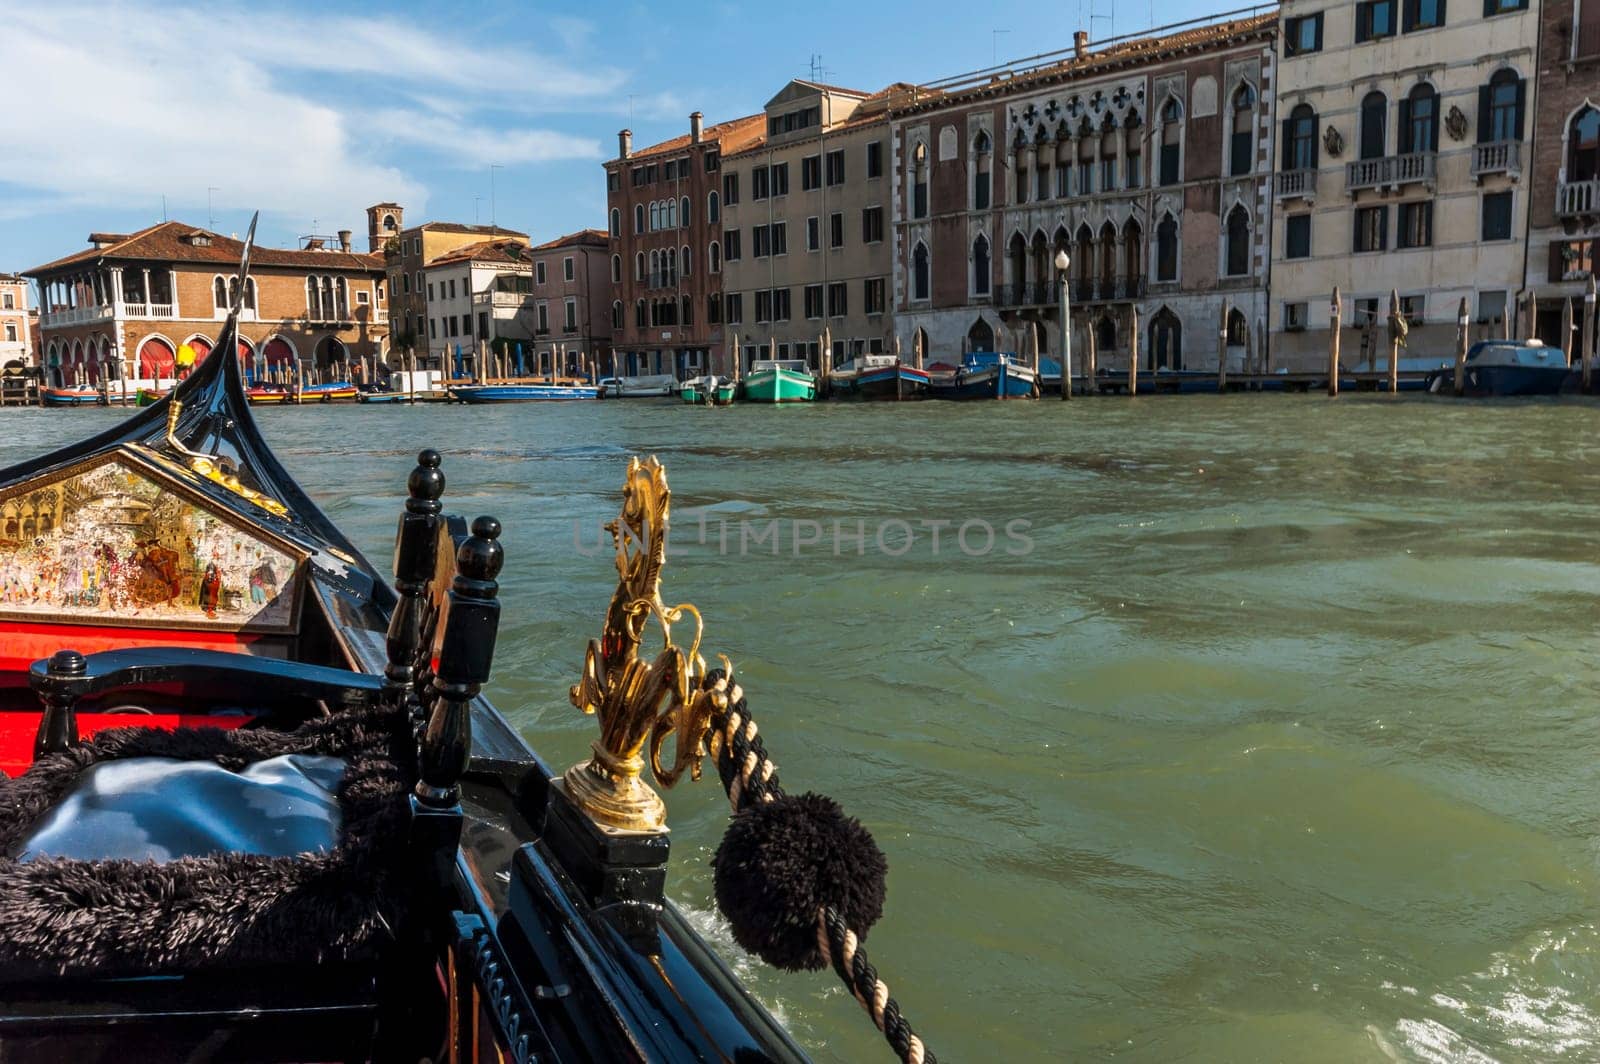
left=0, top=453, right=303, bottom=632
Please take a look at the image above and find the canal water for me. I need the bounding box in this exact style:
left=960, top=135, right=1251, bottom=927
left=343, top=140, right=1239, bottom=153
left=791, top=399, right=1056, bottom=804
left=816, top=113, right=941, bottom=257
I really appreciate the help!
left=5, top=395, right=1600, bottom=1062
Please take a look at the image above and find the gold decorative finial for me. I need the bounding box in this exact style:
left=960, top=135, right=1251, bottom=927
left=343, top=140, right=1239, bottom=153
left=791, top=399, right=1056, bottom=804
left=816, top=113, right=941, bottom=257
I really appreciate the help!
left=566, top=456, right=727, bottom=832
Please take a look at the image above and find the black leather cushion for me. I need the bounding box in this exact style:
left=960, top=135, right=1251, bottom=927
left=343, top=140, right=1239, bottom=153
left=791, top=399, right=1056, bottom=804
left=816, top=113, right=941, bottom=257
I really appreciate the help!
left=12, top=754, right=346, bottom=863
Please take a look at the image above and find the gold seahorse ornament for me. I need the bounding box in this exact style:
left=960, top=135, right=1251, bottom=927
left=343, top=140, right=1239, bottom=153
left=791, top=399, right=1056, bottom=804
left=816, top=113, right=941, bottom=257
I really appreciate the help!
left=565, top=456, right=728, bottom=832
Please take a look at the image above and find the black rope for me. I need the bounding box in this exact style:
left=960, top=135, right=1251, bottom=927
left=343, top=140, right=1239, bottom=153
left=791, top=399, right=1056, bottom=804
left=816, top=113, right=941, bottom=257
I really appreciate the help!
left=703, top=670, right=936, bottom=1064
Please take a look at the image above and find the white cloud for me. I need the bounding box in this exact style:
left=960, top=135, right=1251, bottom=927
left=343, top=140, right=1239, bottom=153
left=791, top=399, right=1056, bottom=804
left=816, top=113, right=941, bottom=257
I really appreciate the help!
left=0, top=4, right=632, bottom=233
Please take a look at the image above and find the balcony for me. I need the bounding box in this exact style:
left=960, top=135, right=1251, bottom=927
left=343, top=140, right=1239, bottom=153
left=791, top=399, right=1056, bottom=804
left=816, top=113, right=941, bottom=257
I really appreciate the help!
left=473, top=291, right=530, bottom=308
left=1276, top=169, right=1317, bottom=201
left=122, top=302, right=176, bottom=319
left=40, top=304, right=114, bottom=328
left=1346, top=152, right=1435, bottom=193
left=1471, top=141, right=1521, bottom=180
left=1557, top=178, right=1600, bottom=218
left=995, top=283, right=1053, bottom=308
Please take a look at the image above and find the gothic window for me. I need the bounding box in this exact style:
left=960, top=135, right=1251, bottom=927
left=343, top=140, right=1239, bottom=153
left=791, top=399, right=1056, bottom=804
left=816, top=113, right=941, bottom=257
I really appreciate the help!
left=973, top=130, right=992, bottom=210
left=709, top=241, right=721, bottom=274
left=1571, top=107, right=1600, bottom=182
left=913, top=242, right=930, bottom=300
left=1225, top=206, right=1250, bottom=276
left=708, top=190, right=720, bottom=223
left=1159, top=99, right=1182, bottom=184
left=1231, top=84, right=1256, bottom=175
left=912, top=142, right=928, bottom=219
left=635, top=204, right=644, bottom=233
left=611, top=255, right=621, bottom=283
left=973, top=234, right=991, bottom=295
left=1156, top=214, right=1178, bottom=281
left=609, top=208, right=620, bottom=237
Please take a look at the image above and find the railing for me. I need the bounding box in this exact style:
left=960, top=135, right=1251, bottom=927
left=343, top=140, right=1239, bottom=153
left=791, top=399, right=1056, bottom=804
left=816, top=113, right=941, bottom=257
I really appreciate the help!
left=473, top=291, right=530, bottom=308
left=996, top=283, right=1054, bottom=307
left=123, top=302, right=176, bottom=319
left=1576, top=18, right=1600, bottom=59
left=41, top=305, right=114, bottom=328
left=1471, top=141, right=1521, bottom=178
left=1346, top=152, right=1435, bottom=191
left=1275, top=169, right=1317, bottom=199
left=1558, top=178, right=1600, bottom=217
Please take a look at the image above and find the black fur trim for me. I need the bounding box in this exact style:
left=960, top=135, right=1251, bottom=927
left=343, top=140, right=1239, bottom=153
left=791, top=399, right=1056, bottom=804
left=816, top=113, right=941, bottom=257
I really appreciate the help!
left=712, top=792, right=887, bottom=972
left=0, top=706, right=415, bottom=981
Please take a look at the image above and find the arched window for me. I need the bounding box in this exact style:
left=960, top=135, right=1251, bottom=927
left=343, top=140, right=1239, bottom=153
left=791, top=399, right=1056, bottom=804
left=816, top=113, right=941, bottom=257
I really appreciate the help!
left=1096, top=315, right=1117, bottom=354
left=648, top=249, right=659, bottom=285
left=1401, top=83, right=1438, bottom=154
left=1283, top=103, right=1318, bottom=171
left=1098, top=222, right=1116, bottom=287
left=336, top=277, right=349, bottom=319
left=1483, top=71, right=1523, bottom=144
left=1032, top=230, right=1051, bottom=290
left=612, top=301, right=623, bottom=329
left=611, top=254, right=622, bottom=283
left=709, top=240, right=721, bottom=274
left=1225, top=205, right=1250, bottom=277
left=213, top=276, right=227, bottom=307
left=1230, top=84, right=1256, bottom=176
left=1226, top=307, right=1248, bottom=346
left=1075, top=224, right=1093, bottom=287
left=966, top=318, right=994, bottom=353
left=1571, top=106, right=1600, bottom=182
left=1122, top=219, right=1144, bottom=284
left=681, top=197, right=691, bottom=227
left=666, top=200, right=677, bottom=228
left=912, top=142, right=928, bottom=219
left=1150, top=309, right=1183, bottom=370
left=635, top=298, right=646, bottom=328
left=635, top=251, right=645, bottom=281
left=245, top=278, right=257, bottom=311
left=1099, top=120, right=1118, bottom=191
left=609, top=207, right=620, bottom=237
left=1078, top=130, right=1095, bottom=195
left=634, top=204, right=644, bottom=233
left=912, top=242, right=930, bottom=300
left=1159, top=99, right=1183, bottom=184
left=1360, top=92, right=1387, bottom=161
left=682, top=245, right=691, bottom=277
left=973, top=131, right=992, bottom=210
left=1156, top=214, right=1178, bottom=281
left=708, top=190, right=720, bottom=224
left=973, top=234, right=990, bottom=295
left=1055, top=128, right=1072, bottom=196
left=1008, top=233, right=1027, bottom=293
left=305, top=277, right=319, bottom=318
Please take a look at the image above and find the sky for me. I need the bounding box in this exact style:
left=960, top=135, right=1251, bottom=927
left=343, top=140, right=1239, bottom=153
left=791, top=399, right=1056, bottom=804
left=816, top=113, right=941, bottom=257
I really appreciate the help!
left=0, top=0, right=1218, bottom=287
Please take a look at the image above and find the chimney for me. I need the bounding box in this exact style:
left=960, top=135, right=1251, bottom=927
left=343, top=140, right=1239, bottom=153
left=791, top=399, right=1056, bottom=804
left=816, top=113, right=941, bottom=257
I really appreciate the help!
left=619, top=129, right=633, bottom=159
left=1074, top=30, right=1089, bottom=59
left=690, top=112, right=704, bottom=144
left=337, top=229, right=352, bottom=253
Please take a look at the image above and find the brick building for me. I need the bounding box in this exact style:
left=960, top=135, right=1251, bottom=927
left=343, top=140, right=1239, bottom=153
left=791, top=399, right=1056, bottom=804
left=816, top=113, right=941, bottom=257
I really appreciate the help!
left=0, top=274, right=33, bottom=371
left=27, top=223, right=389, bottom=386
left=1525, top=0, right=1600, bottom=343
left=888, top=16, right=1277, bottom=374
left=604, top=113, right=764, bottom=377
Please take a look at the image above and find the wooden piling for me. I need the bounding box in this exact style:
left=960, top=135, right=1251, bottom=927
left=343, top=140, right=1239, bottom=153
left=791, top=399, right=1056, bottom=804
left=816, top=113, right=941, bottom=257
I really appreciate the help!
left=1454, top=296, right=1470, bottom=397
left=1128, top=306, right=1139, bottom=396
left=1083, top=322, right=1095, bottom=400
left=1328, top=286, right=1341, bottom=397
left=1387, top=289, right=1402, bottom=394
left=1521, top=289, right=1536, bottom=341
left=1217, top=300, right=1229, bottom=392
left=1584, top=275, right=1596, bottom=393
left=1562, top=293, right=1576, bottom=366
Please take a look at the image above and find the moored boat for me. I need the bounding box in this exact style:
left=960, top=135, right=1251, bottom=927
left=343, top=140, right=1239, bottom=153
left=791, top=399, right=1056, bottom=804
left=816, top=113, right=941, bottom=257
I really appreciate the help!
left=448, top=382, right=601, bottom=402
left=679, top=374, right=737, bottom=405
left=40, top=385, right=104, bottom=407
left=135, top=386, right=169, bottom=407
left=742, top=359, right=816, bottom=404
left=1426, top=339, right=1573, bottom=397
left=832, top=355, right=930, bottom=400
left=299, top=380, right=360, bottom=403
left=927, top=351, right=1038, bottom=400
left=0, top=216, right=936, bottom=1063
left=356, top=388, right=411, bottom=404
left=245, top=385, right=291, bottom=405
left=599, top=372, right=677, bottom=398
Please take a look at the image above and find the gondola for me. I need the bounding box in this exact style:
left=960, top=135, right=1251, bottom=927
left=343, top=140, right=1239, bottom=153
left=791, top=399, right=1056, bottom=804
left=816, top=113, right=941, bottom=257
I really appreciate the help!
left=0, top=217, right=932, bottom=1063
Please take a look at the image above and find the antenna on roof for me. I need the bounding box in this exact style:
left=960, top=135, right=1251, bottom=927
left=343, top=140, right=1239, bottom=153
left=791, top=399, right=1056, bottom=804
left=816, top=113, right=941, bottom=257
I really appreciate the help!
left=809, top=54, right=831, bottom=82
left=207, top=187, right=219, bottom=230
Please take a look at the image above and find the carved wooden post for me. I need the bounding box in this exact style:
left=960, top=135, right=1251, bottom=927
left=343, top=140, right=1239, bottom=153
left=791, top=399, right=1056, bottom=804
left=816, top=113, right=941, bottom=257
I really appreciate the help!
left=1329, top=287, right=1341, bottom=397
left=1128, top=305, right=1139, bottom=396
left=34, top=649, right=86, bottom=758
left=415, top=516, right=503, bottom=809
left=384, top=450, right=445, bottom=712
left=1387, top=289, right=1402, bottom=394
left=1217, top=300, right=1230, bottom=392
left=1454, top=297, right=1470, bottom=397
left=1084, top=320, right=1096, bottom=397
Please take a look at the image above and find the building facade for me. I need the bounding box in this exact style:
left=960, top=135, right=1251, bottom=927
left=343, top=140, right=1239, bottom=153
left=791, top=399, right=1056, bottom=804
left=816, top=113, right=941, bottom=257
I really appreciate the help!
left=419, top=230, right=611, bottom=373
left=372, top=204, right=528, bottom=362
left=604, top=112, right=763, bottom=378
left=889, top=17, right=1277, bottom=374
left=26, top=223, right=388, bottom=385
left=1525, top=0, right=1600, bottom=343
left=720, top=81, right=898, bottom=372
left=1270, top=0, right=1539, bottom=367
left=0, top=274, right=33, bottom=371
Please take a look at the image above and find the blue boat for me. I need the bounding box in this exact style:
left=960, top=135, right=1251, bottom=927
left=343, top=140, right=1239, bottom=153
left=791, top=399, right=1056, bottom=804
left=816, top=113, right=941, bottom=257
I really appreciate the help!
left=831, top=355, right=931, bottom=400
left=40, top=386, right=104, bottom=407
left=1426, top=340, right=1573, bottom=397
left=356, top=389, right=410, bottom=404
left=927, top=352, right=1038, bottom=400
left=449, top=383, right=601, bottom=403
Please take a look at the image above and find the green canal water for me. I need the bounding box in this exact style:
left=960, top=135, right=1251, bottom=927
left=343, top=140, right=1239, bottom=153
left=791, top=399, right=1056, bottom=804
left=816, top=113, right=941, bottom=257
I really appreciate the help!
left=5, top=395, right=1600, bottom=1062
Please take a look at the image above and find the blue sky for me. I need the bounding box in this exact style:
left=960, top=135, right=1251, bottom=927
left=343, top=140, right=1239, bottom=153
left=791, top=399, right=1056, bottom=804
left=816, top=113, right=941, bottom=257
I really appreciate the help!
left=0, top=0, right=1218, bottom=284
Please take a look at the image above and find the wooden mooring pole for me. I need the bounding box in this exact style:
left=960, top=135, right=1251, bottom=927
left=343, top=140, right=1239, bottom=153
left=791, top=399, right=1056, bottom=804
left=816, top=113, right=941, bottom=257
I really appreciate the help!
left=1329, top=286, right=1341, bottom=397
left=1454, top=297, right=1470, bottom=397
left=1387, top=289, right=1401, bottom=394
left=1584, top=275, right=1596, bottom=394
left=1217, top=300, right=1229, bottom=392
left=1128, top=306, right=1139, bottom=396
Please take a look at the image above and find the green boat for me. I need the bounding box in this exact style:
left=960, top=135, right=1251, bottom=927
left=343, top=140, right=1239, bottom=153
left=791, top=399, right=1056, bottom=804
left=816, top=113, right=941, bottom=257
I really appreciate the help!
left=680, top=375, right=737, bottom=405
left=135, top=387, right=169, bottom=407
left=742, top=359, right=816, bottom=404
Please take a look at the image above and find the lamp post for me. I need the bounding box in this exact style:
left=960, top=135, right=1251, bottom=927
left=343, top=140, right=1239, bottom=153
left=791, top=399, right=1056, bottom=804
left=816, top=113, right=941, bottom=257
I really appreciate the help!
left=1055, top=249, right=1072, bottom=400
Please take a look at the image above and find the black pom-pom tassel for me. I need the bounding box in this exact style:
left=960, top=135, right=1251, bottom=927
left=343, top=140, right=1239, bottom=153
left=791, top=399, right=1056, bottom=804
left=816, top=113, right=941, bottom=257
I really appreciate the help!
left=712, top=792, right=887, bottom=971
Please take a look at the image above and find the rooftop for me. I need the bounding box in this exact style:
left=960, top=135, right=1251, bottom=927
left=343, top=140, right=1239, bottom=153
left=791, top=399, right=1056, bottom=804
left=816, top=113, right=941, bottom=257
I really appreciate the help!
left=402, top=221, right=530, bottom=239
left=612, top=112, right=767, bottom=166
left=531, top=228, right=608, bottom=251
left=424, top=239, right=537, bottom=268
left=28, top=222, right=384, bottom=276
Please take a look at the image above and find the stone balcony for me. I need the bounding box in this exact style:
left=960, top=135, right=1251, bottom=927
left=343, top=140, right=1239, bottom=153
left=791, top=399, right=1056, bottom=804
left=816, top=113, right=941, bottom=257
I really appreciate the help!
left=1470, top=141, right=1521, bottom=180
left=1275, top=169, right=1317, bottom=201
left=1345, top=152, right=1435, bottom=193
left=473, top=291, right=530, bottom=308
left=1557, top=178, right=1600, bottom=219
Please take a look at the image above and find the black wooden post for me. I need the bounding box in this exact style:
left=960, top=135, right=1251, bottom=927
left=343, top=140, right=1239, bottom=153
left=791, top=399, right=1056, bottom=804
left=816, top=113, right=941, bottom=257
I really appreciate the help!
left=33, top=649, right=86, bottom=758
left=384, top=449, right=444, bottom=714
left=415, top=516, right=503, bottom=809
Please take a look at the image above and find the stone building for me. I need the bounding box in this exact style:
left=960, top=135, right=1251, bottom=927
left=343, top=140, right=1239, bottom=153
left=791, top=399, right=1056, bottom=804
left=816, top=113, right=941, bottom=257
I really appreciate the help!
left=26, top=223, right=388, bottom=386
left=604, top=112, right=764, bottom=378
left=420, top=230, right=611, bottom=374
left=1524, top=0, right=1600, bottom=344
left=719, top=80, right=901, bottom=372
left=888, top=15, right=1277, bottom=374
left=1269, top=0, right=1539, bottom=368
left=371, top=204, right=528, bottom=362
left=0, top=274, right=33, bottom=371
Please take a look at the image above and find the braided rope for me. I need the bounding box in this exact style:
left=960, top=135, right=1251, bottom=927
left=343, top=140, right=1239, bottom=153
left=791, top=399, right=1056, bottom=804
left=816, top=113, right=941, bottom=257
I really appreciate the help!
left=705, top=673, right=935, bottom=1064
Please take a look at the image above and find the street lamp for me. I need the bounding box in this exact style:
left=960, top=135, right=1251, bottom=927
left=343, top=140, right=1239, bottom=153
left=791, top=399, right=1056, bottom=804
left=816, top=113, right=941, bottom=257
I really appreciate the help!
left=1054, top=249, right=1072, bottom=399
